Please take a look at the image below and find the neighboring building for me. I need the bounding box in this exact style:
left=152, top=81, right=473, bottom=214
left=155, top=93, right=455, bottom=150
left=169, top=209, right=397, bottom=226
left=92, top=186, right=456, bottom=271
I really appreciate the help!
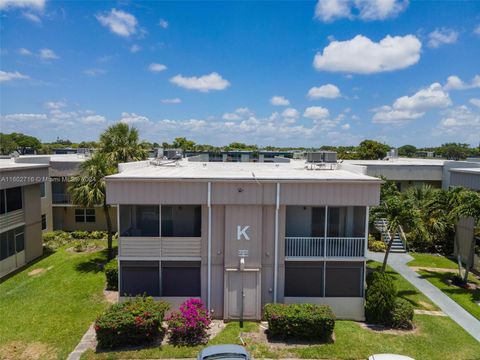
left=184, top=150, right=296, bottom=163
left=0, top=159, right=49, bottom=278
left=449, top=167, right=480, bottom=272
left=341, top=157, right=480, bottom=192
left=105, top=159, right=382, bottom=320
left=16, top=154, right=117, bottom=232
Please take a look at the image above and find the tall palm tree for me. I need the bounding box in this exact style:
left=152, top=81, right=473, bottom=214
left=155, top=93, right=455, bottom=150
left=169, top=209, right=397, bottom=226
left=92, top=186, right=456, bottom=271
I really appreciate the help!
left=372, top=195, right=420, bottom=272
left=69, top=152, right=116, bottom=260
left=99, top=123, right=148, bottom=165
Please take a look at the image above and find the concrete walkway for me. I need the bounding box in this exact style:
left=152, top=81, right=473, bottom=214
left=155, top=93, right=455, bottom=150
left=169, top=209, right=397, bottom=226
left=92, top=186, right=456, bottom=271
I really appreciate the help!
left=66, top=323, right=96, bottom=360
left=367, top=251, right=480, bottom=342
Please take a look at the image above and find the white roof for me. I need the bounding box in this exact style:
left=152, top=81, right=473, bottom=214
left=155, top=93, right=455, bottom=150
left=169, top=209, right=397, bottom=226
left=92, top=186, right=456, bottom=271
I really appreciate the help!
left=344, top=157, right=446, bottom=166
left=107, top=159, right=381, bottom=182
left=17, top=154, right=89, bottom=163
left=450, top=167, right=480, bottom=174
left=0, top=158, right=49, bottom=171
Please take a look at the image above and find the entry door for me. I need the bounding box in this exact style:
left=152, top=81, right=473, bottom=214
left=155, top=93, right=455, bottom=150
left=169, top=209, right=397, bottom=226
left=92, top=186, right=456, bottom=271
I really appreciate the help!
left=225, top=271, right=261, bottom=320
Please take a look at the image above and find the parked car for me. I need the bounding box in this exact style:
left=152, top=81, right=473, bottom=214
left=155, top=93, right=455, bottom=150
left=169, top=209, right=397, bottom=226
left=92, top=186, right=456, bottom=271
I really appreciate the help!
left=197, top=345, right=251, bottom=360
left=368, top=355, right=415, bottom=360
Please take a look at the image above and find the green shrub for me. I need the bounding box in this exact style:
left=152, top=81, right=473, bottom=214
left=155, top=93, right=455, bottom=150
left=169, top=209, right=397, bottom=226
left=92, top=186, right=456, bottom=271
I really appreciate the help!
left=166, top=298, right=211, bottom=345
left=95, top=297, right=169, bottom=349
left=365, top=271, right=397, bottom=324
left=264, top=303, right=335, bottom=341
left=70, top=230, right=90, bottom=239
left=104, top=259, right=118, bottom=291
left=369, top=240, right=387, bottom=252
left=90, top=231, right=107, bottom=239
left=389, top=298, right=414, bottom=330
left=43, top=231, right=73, bottom=250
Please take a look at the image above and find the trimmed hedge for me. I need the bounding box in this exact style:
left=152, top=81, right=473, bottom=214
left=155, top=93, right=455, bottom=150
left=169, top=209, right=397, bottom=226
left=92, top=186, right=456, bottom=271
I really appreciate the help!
left=264, top=303, right=335, bottom=341
left=104, top=259, right=118, bottom=291
left=95, top=297, right=170, bottom=349
left=390, top=298, right=414, bottom=330
left=365, top=271, right=397, bottom=324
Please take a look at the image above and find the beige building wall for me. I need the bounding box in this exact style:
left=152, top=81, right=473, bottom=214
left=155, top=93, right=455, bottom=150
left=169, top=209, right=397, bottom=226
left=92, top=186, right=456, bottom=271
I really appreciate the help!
left=23, top=184, right=44, bottom=262
left=52, top=206, right=118, bottom=232
left=41, top=181, right=53, bottom=232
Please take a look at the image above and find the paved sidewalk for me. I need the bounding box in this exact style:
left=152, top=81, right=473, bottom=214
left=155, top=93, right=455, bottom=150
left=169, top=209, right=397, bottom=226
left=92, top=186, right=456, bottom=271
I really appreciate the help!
left=367, top=251, right=480, bottom=342
left=66, top=323, right=96, bottom=360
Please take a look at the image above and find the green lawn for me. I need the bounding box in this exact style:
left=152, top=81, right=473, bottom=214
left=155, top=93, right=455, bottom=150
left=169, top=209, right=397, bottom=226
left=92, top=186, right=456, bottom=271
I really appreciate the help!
left=418, top=270, right=480, bottom=321
left=367, top=260, right=439, bottom=310
left=407, top=252, right=458, bottom=269
left=82, top=317, right=480, bottom=360
left=0, top=243, right=111, bottom=360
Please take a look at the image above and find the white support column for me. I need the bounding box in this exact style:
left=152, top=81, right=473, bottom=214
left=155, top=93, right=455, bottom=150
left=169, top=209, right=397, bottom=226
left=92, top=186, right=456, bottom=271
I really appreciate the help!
left=273, top=182, right=280, bottom=303
left=323, top=206, right=328, bottom=257
left=117, top=204, right=121, bottom=297
left=207, top=182, right=212, bottom=311
left=364, top=206, right=369, bottom=256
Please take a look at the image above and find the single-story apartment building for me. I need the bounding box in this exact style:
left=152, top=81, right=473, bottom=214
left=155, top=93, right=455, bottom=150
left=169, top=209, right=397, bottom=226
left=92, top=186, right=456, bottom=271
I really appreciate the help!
left=105, top=159, right=382, bottom=320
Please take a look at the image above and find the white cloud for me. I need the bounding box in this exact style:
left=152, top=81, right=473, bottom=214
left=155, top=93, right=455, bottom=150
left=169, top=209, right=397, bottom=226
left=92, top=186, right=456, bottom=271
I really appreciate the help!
left=119, top=112, right=151, bottom=125
left=159, top=18, right=168, bottom=29
left=83, top=68, right=105, bottom=77
left=303, top=106, right=330, bottom=120
left=314, top=0, right=351, bottom=22
left=393, top=83, right=451, bottom=111
left=313, top=34, right=421, bottom=74
left=96, top=9, right=138, bottom=37
left=18, top=48, right=31, bottom=55
left=161, top=98, right=181, bottom=104
left=270, top=96, right=290, bottom=106
left=81, top=115, right=106, bottom=124
left=427, top=28, right=459, bottom=48
left=444, top=75, right=480, bottom=90
left=0, top=0, right=45, bottom=10
left=372, top=82, right=451, bottom=125
left=314, top=0, right=408, bottom=22
left=129, top=44, right=141, bottom=53
left=22, top=11, right=41, bottom=23
left=341, top=123, right=351, bottom=130
left=474, top=24, right=480, bottom=36
left=0, top=70, right=30, bottom=82
left=307, top=84, right=341, bottom=99
left=469, top=98, right=480, bottom=108
left=222, top=112, right=241, bottom=121
left=148, top=63, right=167, bottom=73
left=436, top=106, right=480, bottom=143
left=282, top=108, right=300, bottom=119
left=170, top=72, right=230, bottom=92
left=1, top=113, right=47, bottom=121
left=44, top=100, right=66, bottom=110
left=39, top=48, right=58, bottom=60
left=372, top=106, right=424, bottom=124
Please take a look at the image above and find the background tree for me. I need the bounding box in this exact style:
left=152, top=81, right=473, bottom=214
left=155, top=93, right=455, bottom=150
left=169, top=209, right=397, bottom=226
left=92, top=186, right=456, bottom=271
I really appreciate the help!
left=99, top=123, right=148, bottom=164
left=356, top=140, right=391, bottom=160
left=0, top=133, right=18, bottom=155
left=68, top=152, right=116, bottom=260
left=436, top=143, right=472, bottom=160
left=171, top=137, right=196, bottom=153
left=7, top=133, right=42, bottom=154
left=398, top=145, right=417, bottom=157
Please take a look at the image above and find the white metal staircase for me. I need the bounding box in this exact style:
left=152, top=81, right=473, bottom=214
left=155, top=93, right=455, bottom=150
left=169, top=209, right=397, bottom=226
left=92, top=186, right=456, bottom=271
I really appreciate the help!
left=373, top=218, right=406, bottom=253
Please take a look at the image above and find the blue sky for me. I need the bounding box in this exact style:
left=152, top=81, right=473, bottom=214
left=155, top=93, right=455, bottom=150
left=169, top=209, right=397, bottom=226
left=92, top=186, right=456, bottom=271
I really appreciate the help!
left=1, top=0, right=479, bottom=147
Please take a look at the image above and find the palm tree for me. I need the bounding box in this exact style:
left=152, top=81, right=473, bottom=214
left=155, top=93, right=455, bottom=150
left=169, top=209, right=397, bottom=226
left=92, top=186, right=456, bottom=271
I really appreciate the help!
left=372, top=195, right=420, bottom=272
left=99, top=123, right=148, bottom=165
left=68, top=152, right=116, bottom=260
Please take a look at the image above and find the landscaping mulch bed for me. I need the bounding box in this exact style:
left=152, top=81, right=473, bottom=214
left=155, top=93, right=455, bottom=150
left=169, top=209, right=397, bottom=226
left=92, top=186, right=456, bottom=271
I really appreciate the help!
left=358, top=321, right=419, bottom=335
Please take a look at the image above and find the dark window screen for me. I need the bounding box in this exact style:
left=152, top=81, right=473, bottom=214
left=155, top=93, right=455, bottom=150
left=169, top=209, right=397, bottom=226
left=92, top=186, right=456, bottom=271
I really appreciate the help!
left=311, top=207, right=325, bottom=236
left=121, top=261, right=160, bottom=297
left=0, top=190, right=5, bottom=214
left=0, top=232, right=7, bottom=260
left=285, top=262, right=324, bottom=297
left=161, top=261, right=201, bottom=296
left=15, top=231, right=25, bottom=252
left=6, top=187, right=22, bottom=212
left=325, top=262, right=363, bottom=297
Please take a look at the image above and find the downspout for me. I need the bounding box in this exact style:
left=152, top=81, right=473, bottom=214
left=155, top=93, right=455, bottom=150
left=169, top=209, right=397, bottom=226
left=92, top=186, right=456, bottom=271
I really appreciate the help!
left=207, top=182, right=212, bottom=311
left=273, top=182, right=280, bottom=303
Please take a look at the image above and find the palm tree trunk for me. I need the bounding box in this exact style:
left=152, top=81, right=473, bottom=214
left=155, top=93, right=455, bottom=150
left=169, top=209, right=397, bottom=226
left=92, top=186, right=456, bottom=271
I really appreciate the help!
left=103, top=201, right=113, bottom=261
left=381, top=230, right=396, bottom=272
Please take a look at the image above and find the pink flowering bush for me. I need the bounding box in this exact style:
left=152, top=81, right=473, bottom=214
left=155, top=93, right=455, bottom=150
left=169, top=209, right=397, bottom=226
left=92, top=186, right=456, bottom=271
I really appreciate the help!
left=166, top=298, right=211, bottom=345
